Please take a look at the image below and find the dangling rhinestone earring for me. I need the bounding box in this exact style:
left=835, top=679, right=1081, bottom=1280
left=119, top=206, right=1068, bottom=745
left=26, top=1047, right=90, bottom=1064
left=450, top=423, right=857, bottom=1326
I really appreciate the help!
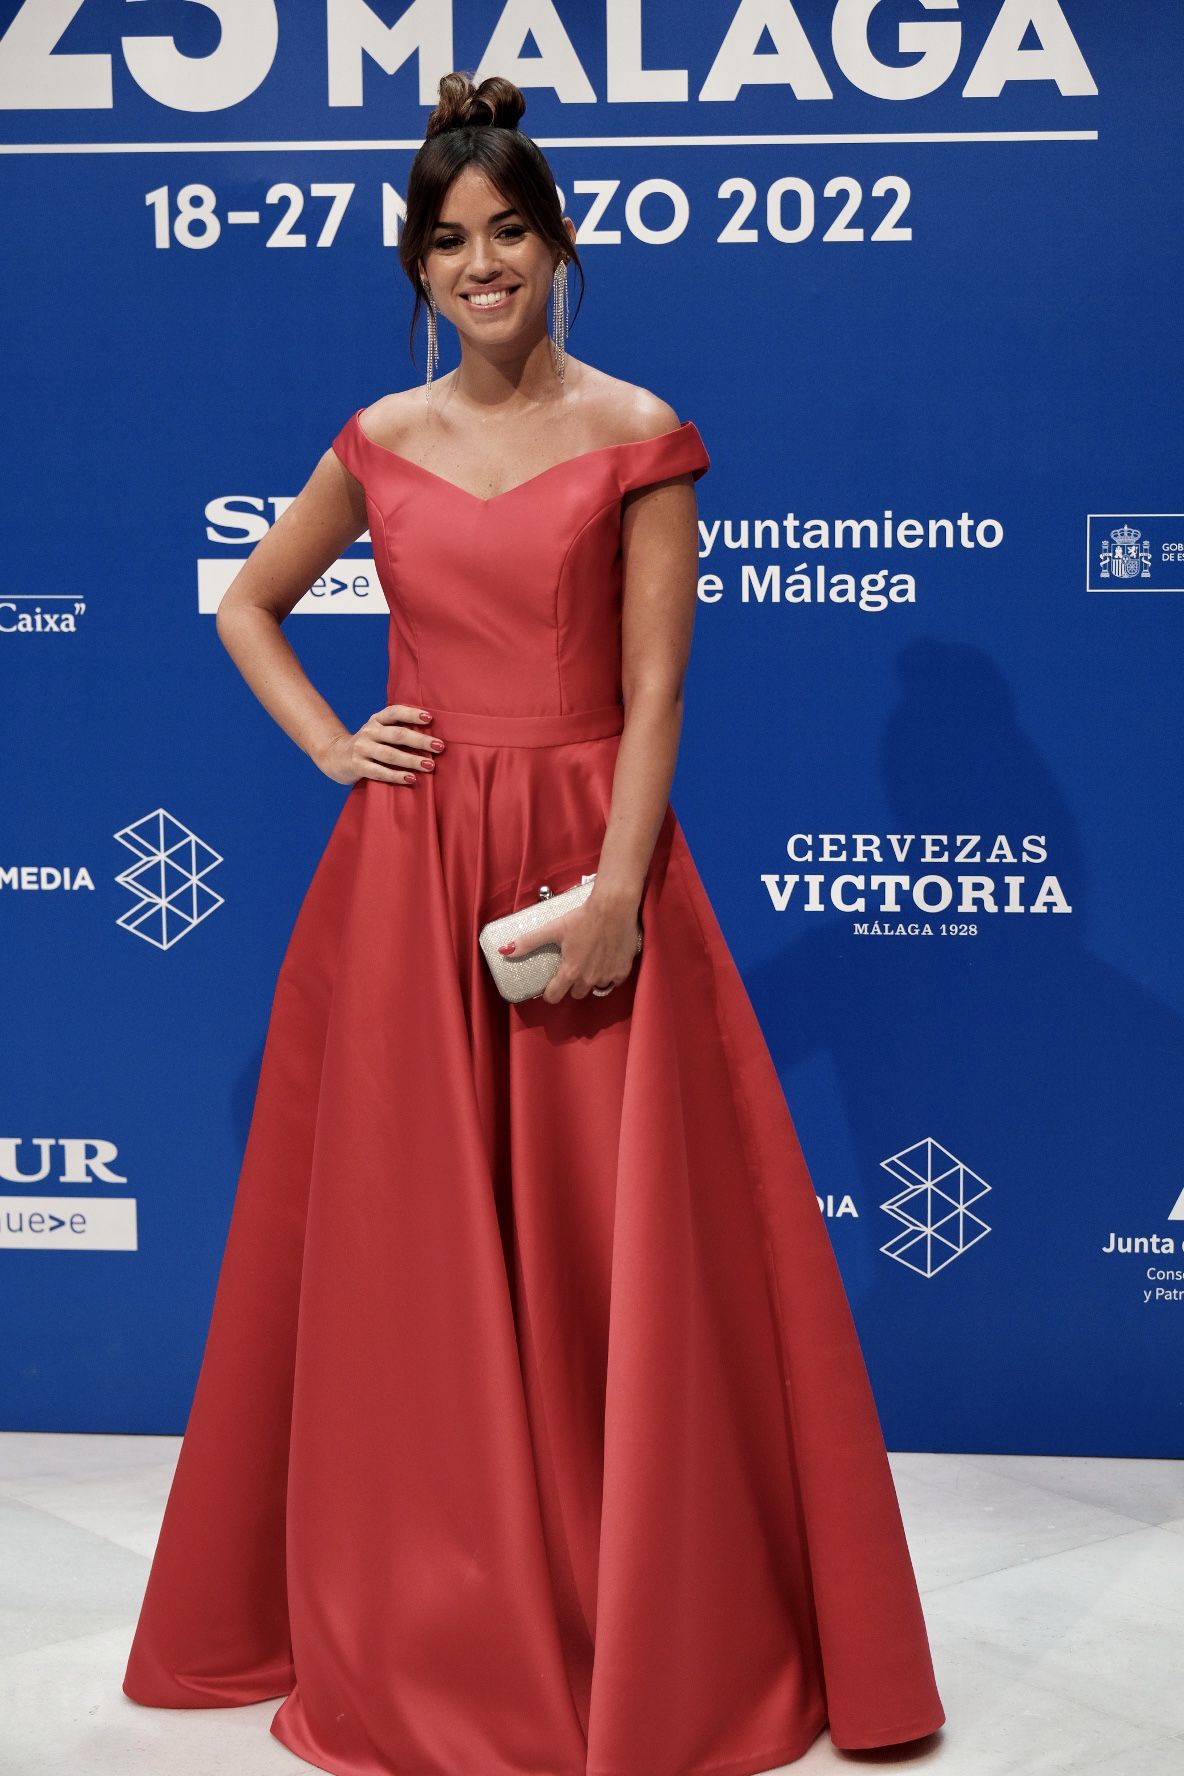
left=421, top=275, right=439, bottom=399
left=550, top=258, right=568, bottom=382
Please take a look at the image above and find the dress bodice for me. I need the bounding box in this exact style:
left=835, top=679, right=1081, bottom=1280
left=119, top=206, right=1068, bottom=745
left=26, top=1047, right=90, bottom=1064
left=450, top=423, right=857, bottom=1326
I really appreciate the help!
left=331, top=407, right=710, bottom=717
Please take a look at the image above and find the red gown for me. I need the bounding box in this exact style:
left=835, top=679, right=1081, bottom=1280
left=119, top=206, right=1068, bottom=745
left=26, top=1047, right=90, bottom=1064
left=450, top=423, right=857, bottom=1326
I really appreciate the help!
left=122, top=407, right=946, bottom=1774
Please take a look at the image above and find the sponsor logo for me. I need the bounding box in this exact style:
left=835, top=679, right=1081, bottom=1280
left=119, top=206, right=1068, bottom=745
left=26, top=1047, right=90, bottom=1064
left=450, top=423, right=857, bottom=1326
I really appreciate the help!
left=198, top=555, right=385, bottom=617
left=114, top=808, right=223, bottom=948
left=199, top=493, right=381, bottom=616
left=762, top=832, right=1069, bottom=930
left=0, top=865, right=93, bottom=892
left=1100, top=1187, right=1184, bottom=1305
left=0, top=1137, right=137, bottom=1251
left=1087, top=515, right=1184, bottom=593
left=879, top=1137, right=991, bottom=1276
left=0, top=1196, right=138, bottom=1250
left=0, top=596, right=88, bottom=636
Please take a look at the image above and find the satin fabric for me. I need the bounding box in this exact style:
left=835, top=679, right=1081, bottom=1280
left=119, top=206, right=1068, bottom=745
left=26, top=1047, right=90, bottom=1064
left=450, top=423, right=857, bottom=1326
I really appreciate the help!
left=122, top=408, right=946, bottom=1774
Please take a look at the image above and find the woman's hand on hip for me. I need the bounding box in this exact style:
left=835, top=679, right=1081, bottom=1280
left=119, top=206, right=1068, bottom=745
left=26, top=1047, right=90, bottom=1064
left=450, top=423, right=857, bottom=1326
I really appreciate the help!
left=317, top=704, right=445, bottom=786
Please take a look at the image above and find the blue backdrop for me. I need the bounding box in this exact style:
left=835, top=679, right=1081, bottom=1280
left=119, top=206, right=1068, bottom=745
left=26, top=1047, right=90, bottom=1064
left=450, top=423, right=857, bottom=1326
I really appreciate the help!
left=2, top=1, right=1181, bottom=1457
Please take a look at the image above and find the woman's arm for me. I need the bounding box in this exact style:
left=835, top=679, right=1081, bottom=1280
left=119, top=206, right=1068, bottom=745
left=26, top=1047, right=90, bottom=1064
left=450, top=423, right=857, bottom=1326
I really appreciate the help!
left=592, top=421, right=702, bottom=914
left=213, top=447, right=365, bottom=766
left=213, top=448, right=365, bottom=768
left=213, top=448, right=439, bottom=785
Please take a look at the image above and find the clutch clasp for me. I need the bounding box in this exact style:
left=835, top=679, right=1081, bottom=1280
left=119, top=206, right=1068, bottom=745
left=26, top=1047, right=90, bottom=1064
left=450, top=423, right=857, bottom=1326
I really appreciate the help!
left=537, top=871, right=596, bottom=901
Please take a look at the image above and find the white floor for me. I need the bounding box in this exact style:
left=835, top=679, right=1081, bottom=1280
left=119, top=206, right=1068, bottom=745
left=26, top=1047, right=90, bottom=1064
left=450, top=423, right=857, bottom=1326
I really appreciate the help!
left=0, top=1437, right=1180, bottom=1775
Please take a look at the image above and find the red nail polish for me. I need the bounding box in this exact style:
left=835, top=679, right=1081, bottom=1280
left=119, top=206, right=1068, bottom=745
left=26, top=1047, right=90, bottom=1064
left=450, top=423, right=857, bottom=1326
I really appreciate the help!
left=499, top=942, right=515, bottom=953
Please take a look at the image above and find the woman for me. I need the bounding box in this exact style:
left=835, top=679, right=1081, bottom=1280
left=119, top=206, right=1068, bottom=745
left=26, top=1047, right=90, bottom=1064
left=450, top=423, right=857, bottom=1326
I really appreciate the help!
left=123, top=71, right=946, bottom=1776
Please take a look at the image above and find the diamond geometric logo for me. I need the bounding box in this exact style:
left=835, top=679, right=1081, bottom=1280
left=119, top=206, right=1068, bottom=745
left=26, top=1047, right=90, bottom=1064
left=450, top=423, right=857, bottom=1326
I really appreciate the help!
left=113, top=807, right=223, bottom=949
left=879, top=1136, right=991, bottom=1277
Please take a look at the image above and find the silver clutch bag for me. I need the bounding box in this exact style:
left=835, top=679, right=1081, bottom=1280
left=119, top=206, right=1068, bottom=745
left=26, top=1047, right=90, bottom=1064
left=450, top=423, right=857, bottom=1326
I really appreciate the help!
left=478, top=872, right=643, bottom=1003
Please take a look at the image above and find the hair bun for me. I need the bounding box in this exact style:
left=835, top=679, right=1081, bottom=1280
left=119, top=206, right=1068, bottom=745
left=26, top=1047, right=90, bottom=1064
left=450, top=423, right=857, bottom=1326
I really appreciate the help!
left=425, top=72, right=526, bottom=140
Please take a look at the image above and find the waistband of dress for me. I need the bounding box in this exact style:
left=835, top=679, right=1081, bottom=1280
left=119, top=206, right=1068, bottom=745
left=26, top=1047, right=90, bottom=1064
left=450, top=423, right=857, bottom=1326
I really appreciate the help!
left=419, top=704, right=625, bottom=747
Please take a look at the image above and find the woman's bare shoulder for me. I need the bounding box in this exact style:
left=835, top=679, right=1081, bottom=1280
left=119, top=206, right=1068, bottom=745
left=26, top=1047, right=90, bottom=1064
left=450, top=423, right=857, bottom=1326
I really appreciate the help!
left=353, top=369, right=681, bottom=452
left=575, top=366, right=683, bottom=445
left=354, top=385, right=428, bottom=450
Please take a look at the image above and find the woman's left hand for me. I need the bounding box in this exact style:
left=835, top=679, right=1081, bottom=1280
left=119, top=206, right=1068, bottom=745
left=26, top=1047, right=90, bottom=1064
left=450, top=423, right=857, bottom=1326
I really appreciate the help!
left=498, top=890, right=642, bottom=1004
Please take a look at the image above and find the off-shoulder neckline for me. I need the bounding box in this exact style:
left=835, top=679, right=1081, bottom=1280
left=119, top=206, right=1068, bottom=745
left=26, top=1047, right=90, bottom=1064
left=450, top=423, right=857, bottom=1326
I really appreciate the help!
left=349, top=407, right=702, bottom=506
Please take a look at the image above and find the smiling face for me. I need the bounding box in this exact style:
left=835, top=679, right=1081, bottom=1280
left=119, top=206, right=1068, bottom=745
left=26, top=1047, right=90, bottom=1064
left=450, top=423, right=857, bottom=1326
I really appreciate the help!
left=418, top=164, right=571, bottom=352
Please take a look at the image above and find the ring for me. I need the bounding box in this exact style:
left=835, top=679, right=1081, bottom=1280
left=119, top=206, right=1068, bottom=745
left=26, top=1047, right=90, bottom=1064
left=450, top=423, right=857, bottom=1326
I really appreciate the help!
left=591, top=985, right=614, bottom=997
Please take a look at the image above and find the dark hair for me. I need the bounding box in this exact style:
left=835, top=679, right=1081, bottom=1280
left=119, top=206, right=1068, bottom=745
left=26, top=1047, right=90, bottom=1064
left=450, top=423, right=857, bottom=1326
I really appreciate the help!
left=398, top=71, right=585, bottom=371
